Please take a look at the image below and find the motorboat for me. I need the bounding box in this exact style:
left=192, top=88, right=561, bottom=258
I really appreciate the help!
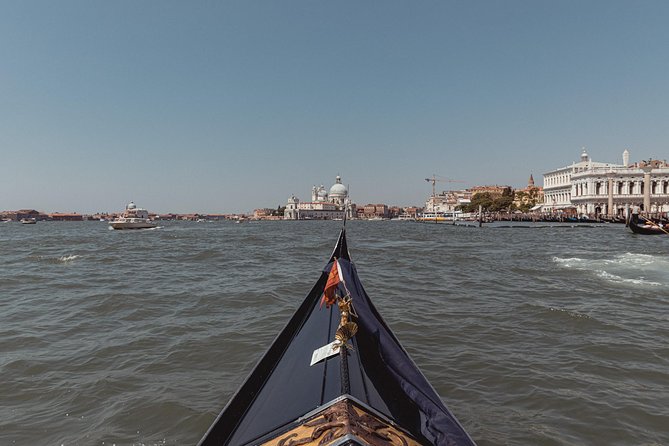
left=197, top=227, right=476, bottom=446
left=20, top=218, right=37, bottom=224
left=109, top=202, right=156, bottom=230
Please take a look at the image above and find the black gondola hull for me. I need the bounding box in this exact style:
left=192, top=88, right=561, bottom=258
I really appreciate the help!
left=629, top=214, right=668, bottom=235
left=198, top=229, right=476, bottom=446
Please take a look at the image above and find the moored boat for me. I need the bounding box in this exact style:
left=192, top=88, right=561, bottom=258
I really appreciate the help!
left=20, top=218, right=37, bottom=224
left=628, top=213, right=669, bottom=235
left=395, top=213, right=416, bottom=221
left=198, top=228, right=476, bottom=446
left=417, top=211, right=463, bottom=223
left=109, top=202, right=156, bottom=230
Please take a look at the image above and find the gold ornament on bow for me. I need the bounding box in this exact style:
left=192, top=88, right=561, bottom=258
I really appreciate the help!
left=334, top=296, right=358, bottom=349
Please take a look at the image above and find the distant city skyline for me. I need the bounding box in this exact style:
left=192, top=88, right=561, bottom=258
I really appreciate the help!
left=2, top=1, right=668, bottom=214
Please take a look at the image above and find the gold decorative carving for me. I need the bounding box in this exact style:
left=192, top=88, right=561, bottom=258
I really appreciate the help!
left=262, top=399, right=421, bottom=446
left=335, top=321, right=358, bottom=346
left=333, top=296, right=357, bottom=351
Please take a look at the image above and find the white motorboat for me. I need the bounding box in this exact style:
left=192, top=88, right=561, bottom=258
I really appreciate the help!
left=109, top=202, right=157, bottom=230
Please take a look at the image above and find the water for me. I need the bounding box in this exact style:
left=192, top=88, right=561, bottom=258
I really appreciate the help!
left=1, top=220, right=668, bottom=446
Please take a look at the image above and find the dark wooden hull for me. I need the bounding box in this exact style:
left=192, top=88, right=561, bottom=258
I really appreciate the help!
left=629, top=215, right=668, bottom=235
left=197, top=229, right=476, bottom=446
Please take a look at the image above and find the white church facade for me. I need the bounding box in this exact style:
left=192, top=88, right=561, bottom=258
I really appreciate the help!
left=284, top=176, right=356, bottom=220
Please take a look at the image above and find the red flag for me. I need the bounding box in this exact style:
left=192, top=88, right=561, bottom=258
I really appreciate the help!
left=320, top=259, right=341, bottom=308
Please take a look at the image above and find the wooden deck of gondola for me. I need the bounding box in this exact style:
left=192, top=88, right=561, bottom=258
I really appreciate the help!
left=258, top=396, right=421, bottom=446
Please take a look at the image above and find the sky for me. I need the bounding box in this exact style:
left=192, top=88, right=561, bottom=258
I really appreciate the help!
left=1, top=1, right=669, bottom=214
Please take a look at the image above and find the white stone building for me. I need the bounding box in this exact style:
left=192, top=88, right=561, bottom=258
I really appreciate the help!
left=543, top=149, right=669, bottom=216
left=425, top=190, right=471, bottom=214
left=284, top=175, right=356, bottom=220
left=542, top=149, right=620, bottom=213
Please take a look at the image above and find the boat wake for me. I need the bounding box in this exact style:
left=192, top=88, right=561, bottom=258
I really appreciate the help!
left=30, top=254, right=81, bottom=264
left=553, top=253, right=669, bottom=287
left=108, top=226, right=161, bottom=231
left=58, top=254, right=80, bottom=263
left=548, top=306, right=594, bottom=320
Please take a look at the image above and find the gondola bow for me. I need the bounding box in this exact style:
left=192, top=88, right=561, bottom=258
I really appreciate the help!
left=198, top=229, right=476, bottom=446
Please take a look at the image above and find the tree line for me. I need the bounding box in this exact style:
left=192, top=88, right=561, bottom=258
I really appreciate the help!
left=457, top=187, right=541, bottom=213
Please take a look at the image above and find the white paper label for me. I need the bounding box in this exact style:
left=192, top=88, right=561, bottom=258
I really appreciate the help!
left=310, top=341, right=340, bottom=366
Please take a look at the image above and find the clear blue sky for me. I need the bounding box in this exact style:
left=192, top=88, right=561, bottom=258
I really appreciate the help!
left=2, top=1, right=668, bottom=213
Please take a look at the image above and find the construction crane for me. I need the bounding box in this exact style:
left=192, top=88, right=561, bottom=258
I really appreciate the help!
left=425, top=174, right=465, bottom=198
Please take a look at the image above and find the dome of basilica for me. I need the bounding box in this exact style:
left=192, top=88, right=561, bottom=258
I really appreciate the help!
left=329, top=176, right=348, bottom=197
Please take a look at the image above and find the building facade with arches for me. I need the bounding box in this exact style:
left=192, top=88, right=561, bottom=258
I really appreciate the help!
left=543, top=149, right=669, bottom=216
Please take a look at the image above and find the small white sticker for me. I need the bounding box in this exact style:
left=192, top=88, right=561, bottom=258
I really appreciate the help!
left=310, top=341, right=340, bottom=366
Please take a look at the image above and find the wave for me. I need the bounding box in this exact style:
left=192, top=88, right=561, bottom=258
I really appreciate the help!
left=596, top=270, right=662, bottom=287
left=188, top=249, right=221, bottom=261
left=553, top=253, right=669, bottom=287
left=59, top=254, right=80, bottom=263
left=552, top=257, right=585, bottom=266
left=29, top=254, right=81, bottom=264
left=548, top=307, right=594, bottom=320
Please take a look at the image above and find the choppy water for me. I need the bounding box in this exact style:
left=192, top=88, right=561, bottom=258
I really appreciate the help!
left=1, top=220, right=668, bottom=446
